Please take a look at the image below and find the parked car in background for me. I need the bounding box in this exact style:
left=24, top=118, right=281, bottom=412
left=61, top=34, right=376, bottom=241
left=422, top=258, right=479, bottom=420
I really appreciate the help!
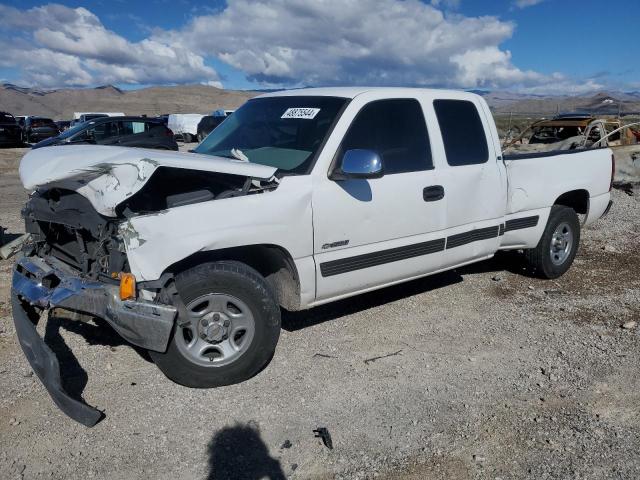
left=32, top=116, right=178, bottom=150
left=23, top=117, right=59, bottom=143
left=167, top=113, right=204, bottom=142
left=55, top=120, right=71, bottom=132
left=0, top=112, right=23, bottom=146
left=196, top=114, right=228, bottom=142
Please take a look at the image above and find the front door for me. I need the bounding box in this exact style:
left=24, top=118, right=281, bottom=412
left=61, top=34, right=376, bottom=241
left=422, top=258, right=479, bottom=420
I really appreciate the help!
left=312, top=98, right=447, bottom=301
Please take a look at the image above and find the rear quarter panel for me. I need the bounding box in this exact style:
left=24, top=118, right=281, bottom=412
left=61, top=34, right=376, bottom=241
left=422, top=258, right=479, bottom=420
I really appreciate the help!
left=503, top=148, right=612, bottom=248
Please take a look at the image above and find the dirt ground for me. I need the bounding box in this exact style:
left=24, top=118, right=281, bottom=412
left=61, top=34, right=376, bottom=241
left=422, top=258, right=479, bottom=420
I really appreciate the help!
left=0, top=146, right=639, bottom=480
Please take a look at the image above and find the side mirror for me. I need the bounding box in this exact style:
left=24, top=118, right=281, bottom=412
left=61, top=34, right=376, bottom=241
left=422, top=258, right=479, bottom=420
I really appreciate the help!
left=330, top=149, right=383, bottom=180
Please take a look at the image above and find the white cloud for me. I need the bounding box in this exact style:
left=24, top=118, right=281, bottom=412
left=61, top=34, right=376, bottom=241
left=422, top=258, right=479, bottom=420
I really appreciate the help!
left=165, top=0, right=530, bottom=89
left=0, top=4, right=221, bottom=88
left=513, top=0, right=545, bottom=9
left=161, top=0, right=574, bottom=91
left=0, top=0, right=605, bottom=95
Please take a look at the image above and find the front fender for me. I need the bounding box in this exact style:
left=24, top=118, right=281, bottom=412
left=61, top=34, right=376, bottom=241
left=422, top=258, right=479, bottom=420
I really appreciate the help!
left=122, top=175, right=314, bottom=282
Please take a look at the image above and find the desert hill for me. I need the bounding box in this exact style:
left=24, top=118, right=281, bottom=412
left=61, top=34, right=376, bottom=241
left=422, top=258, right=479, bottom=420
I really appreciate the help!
left=0, top=83, right=258, bottom=119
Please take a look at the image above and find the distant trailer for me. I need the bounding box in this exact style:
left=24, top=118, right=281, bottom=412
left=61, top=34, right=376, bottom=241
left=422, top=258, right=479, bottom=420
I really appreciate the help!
left=167, top=113, right=205, bottom=143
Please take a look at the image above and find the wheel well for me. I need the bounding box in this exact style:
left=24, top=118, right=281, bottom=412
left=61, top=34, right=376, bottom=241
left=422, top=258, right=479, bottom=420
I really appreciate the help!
left=554, top=189, right=589, bottom=214
left=165, top=245, right=301, bottom=311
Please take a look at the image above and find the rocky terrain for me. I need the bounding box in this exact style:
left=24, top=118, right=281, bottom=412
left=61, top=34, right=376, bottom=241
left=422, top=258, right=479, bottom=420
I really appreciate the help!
left=0, top=146, right=638, bottom=480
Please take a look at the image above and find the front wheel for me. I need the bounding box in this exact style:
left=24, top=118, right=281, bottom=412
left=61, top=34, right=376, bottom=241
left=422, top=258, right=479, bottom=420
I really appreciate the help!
left=524, top=205, right=581, bottom=279
left=150, top=261, right=281, bottom=388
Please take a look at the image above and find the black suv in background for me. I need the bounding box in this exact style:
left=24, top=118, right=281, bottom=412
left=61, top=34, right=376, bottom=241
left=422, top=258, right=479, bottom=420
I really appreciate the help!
left=0, top=112, right=23, bottom=147
left=32, top=116, right=178, bottom=150
left=23, top=117, right=60, bottom=143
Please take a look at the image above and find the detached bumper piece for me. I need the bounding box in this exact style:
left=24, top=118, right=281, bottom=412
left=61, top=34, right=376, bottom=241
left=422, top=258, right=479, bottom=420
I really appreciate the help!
left=11, top=256, right=177, bottom=426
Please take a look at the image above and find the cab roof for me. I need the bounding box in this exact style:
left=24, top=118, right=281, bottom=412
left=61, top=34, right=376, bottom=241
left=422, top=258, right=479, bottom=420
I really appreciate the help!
left=258, top=86, right=478, bottom=100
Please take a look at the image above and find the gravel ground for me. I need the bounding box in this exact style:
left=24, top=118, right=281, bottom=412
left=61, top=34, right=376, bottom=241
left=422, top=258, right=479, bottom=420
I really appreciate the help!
left=0, top=146, right=639, bottom=480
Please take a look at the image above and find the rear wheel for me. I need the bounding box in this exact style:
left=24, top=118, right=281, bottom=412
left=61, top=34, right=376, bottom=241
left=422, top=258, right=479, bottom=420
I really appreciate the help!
left=150, top=261, right=281, bottom=388
left=524, top=205, right=580, bottom=279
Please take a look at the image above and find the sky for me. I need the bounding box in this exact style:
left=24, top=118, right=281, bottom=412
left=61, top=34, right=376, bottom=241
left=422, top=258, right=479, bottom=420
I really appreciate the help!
left=0, top=0, right=635, bottom=94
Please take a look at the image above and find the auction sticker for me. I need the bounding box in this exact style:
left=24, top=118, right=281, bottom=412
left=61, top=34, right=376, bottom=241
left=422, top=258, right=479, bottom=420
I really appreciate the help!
left=281, top=107, right=320, bottom=119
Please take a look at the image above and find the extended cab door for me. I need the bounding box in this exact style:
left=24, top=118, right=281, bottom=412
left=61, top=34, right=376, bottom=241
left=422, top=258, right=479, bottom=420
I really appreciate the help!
left=431, top=98, right=507, bottom=266
left=312, top=97, right=447, bottom=302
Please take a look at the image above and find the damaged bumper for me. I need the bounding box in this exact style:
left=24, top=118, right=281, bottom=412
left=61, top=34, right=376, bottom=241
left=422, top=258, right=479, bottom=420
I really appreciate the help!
left=11, top=255, right=177, bottom=426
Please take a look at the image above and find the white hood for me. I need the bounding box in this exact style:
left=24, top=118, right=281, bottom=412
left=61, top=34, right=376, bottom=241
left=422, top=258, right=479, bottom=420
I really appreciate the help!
left=19, top=145, right=277, bottom=217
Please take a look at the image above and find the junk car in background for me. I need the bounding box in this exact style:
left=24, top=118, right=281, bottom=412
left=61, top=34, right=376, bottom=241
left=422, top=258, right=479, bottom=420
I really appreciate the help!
left=32, top=116, right=178, bottom=151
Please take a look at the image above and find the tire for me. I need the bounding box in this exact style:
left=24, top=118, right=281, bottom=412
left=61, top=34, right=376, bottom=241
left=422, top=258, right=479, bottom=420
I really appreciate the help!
left=182, top=133, right=192, bottom=143
left=150, top=261, right=281, bottom=388
left=524, top=205, right=580, bottom=279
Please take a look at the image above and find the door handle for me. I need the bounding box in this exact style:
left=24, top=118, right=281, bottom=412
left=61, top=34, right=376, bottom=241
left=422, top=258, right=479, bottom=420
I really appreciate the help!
left=423, top=185, right=444, bottom=202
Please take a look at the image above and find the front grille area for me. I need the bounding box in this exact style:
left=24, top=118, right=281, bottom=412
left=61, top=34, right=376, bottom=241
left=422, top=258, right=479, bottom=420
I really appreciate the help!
left=23, top=189, right=127, bottom=279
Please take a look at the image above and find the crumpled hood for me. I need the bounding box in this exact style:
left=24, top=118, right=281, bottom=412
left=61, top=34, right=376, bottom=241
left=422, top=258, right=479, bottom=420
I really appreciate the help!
left=19, top=145, right=277, bottom=217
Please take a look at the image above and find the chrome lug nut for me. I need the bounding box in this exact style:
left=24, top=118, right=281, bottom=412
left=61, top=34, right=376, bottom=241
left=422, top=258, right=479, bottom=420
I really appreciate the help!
left=223, top=320, right=230, bottom=327
left=213, top=313, right=220, bottom=321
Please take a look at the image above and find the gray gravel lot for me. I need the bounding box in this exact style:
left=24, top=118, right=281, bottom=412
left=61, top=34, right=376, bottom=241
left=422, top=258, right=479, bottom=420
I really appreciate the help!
left=0, top=146, right=639, bottom=480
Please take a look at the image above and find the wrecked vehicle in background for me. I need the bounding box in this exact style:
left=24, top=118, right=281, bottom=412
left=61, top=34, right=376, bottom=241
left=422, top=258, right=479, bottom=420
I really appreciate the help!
left=11, top=88, right=614, bottom=426
left=503, top=114, right=639, bottom=154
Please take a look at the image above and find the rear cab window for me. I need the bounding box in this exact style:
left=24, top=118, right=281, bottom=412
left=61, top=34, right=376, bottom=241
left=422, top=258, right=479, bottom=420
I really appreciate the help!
left=339, top=99, right=432, bottom=174
left=433, top=99, right=489, bottom=166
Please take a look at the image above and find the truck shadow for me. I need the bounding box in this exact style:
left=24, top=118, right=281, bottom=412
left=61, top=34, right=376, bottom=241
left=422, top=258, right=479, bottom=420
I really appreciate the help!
left=282, top=251, right=530, bottom=331
left=44, top=313, right=152, bottom=405
left=206, top=422, right=286, bottom=480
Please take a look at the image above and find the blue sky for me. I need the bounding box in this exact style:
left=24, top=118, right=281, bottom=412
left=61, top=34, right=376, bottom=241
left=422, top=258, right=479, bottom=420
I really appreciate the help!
left=0, top=0, right=635, bottom=93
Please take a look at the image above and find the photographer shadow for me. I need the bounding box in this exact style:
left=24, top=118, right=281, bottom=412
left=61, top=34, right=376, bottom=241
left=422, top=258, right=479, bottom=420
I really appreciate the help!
left=207, top=422, right=286, bottom=480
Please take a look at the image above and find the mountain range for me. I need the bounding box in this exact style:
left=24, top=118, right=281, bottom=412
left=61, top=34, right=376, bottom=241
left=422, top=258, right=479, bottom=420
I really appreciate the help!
left=1, top=83, right=639, bottom=119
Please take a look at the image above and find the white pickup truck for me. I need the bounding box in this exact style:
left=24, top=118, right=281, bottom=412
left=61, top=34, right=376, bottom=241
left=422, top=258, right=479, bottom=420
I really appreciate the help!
left=12, top=88, right=614, bottom=425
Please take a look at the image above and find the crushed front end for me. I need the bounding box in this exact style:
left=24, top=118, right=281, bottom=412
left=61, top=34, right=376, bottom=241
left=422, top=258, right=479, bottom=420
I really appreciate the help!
left=12, top=188, right=177, bottom=426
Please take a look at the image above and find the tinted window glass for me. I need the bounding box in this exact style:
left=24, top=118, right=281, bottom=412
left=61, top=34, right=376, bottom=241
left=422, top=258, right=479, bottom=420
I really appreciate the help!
left=92, top=121, right=118, bottom=140
left=433, top=100, right=488, bottom=166
left=119, top=121, right=147, bottom=135
left=339, top=99, right=432, bottom=174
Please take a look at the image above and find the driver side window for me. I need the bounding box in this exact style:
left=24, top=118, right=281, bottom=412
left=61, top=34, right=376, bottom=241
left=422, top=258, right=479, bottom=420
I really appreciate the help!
left=338, top=99, right=433, bottom=174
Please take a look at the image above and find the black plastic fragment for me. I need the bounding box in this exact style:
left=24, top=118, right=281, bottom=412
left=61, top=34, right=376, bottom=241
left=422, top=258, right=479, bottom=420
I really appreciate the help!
left=313, top=427, right=333, bottom=450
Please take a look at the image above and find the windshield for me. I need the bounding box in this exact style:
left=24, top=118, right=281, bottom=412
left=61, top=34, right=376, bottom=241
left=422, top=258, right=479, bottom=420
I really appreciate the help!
left=194, top=96, right=348, bottom=174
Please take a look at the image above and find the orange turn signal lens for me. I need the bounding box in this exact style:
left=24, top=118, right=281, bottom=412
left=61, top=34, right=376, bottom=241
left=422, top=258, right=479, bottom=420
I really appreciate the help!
left=119, top=273, right=136, bottom=300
